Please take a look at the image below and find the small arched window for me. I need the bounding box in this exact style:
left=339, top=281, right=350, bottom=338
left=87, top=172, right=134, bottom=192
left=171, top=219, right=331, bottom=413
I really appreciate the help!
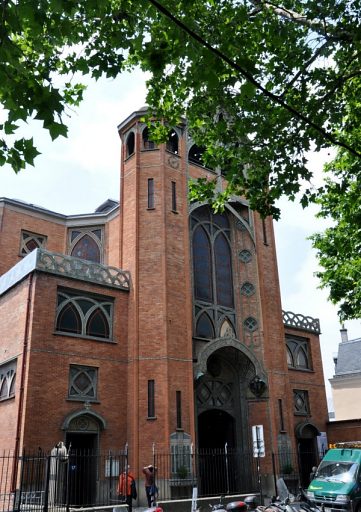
left=68, top=228, right=103, bottom=263
left=0, top=361, right=16, bottom=401
left=126, top=132, right=135, bottom=157
left=220, top=318, right=235, bottom=338
left=56, top=303, right=82, bottom=334
left=71, top=234, right=101, bottom=263
left=166, top=129, right=179, bottom=154
left=196, top=312, right=215, bottom=339
left=188, top=144, right=205, bottom=166
left=86, top=308, right=110, bottom=339
left=142, top=127, right=156, bottom=150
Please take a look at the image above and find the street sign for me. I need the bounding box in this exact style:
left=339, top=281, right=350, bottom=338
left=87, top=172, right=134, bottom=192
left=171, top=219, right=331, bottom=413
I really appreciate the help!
left=252, top=425, right=265, bottom=457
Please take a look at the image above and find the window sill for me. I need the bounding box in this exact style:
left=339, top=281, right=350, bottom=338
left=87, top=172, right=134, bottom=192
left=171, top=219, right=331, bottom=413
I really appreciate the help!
left=0, top=396, right=15, bottom=403
left=147, top=207, right=155, bottom=211
left=171, top=210, right=179, bottom=214
left=66, top=398, right=100, bottom=404
left=288, top=367, right=314, bottom=373
left=54, top=331, right=116, bottom=344
left=147, top=416, right=157, bottom=421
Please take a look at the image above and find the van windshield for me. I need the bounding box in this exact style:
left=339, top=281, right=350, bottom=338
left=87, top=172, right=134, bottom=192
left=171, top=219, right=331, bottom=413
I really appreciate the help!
left=316, top=461, right=359, bottom=483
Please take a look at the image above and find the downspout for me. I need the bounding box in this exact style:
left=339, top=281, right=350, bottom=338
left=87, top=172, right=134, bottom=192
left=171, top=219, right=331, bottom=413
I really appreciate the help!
left=12, top=272, right=34, bottom=491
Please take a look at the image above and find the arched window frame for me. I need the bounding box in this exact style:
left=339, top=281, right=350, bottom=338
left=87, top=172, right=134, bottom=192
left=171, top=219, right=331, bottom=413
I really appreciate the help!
left=286, top=336, right=311, bottom=370
left=0, top=360, right=16, bottom=402
left=166, top=129, right=179, bottom=154
left=142, top=126, right=157, bottom=150
left=125, top=131, right=135, bottom=158
left=68, top=227, right=104, bottom=263
left=191, top=206, right=236, bottom=340
left=56, top=290, right=113, bottom=341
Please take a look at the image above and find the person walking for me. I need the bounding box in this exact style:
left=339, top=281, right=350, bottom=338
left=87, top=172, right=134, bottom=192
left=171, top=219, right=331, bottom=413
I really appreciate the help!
left=117, top=466, right=137, bottom=512
left=142, top=464, right=157, bottom=507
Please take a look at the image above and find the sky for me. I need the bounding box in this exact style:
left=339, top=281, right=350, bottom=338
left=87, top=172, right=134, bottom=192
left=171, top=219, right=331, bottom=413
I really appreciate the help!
left=1, top=69, right=360, bottom=410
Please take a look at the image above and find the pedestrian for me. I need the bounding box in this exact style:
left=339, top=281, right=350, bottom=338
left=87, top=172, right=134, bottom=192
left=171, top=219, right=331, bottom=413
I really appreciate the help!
left=117, top=466, right=137, bottom=512
left=310, top=466, right=317, bottom=482
left=142, top=464, right=157, bottom=507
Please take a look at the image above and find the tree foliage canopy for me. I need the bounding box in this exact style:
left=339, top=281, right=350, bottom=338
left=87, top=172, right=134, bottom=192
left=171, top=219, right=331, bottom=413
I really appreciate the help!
left=2, top=0, right=361, bottom=317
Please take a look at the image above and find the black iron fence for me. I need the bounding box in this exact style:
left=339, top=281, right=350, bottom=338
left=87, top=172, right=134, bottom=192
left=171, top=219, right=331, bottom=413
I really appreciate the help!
left=0, top=448, right=316, bottom=511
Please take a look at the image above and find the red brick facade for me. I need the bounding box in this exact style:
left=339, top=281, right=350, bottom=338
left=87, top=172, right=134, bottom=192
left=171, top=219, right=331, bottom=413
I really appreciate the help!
left=0, top=109, right=328, bottom=497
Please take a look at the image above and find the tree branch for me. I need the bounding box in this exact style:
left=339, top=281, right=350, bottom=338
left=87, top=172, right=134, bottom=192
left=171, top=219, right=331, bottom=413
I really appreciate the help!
left=148, top=0, right=361, bottom=160
left=251, top=0, right=353, bottom=42
left=280, top=39, right=332, bottom=98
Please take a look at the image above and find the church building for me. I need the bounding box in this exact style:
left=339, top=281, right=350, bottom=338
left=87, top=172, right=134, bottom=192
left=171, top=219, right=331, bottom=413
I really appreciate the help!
left=0, top=108, right=329, bottom=499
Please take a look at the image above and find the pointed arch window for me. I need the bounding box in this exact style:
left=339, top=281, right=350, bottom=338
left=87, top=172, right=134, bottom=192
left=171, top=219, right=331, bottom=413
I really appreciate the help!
left=193, top=226, right=213, bottom=302
left=286, top=336, right=311, bottom=370
left=56, top=289, right=113, bottom=341
left=0, top=360, right=16, bottom=402
left=191, top=205, right=235, bottom=340
left=215, top=233, right=234, bottom=308
left=220, top=318, right=235, bottom=338
left=68, top=227, right=103, bottom=263
left=196, top=312, right=215, bottom=339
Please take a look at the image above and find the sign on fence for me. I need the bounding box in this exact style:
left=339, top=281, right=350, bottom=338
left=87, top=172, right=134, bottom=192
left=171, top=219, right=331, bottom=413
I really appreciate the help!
left=252, top=425, right=265, bottom=458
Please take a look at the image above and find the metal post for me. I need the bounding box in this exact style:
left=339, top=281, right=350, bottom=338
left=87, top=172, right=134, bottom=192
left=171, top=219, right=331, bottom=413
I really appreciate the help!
left=225, top=443, right=230, bottom=495
left=65, top=443, right=71, bottom=512
left=272, top=452, right=277, bottom=497
left=43, top=455, right=51, bottom=512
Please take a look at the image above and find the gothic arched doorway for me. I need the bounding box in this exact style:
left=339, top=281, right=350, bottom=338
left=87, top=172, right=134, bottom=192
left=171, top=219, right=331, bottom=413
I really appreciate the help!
left=62, top=410, right=106, bottom=506
left=195, top=347, right=266, bottom=495
left=296, top=422, right=320, bottom=488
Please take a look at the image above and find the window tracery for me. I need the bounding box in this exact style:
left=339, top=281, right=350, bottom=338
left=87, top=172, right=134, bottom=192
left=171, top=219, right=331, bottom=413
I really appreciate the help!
left=68, top=227, right=103, bottom=263
left=0, top=360, right=16, bottom=401
left=286, top=336, right=311, bottom=370
left=191, top=205, right=236, bottom=340
left=20, top=230, right=47, bottom=256
left=68, top=365, right=98, bottom=401
left=56, top=289, right=113, bottom=340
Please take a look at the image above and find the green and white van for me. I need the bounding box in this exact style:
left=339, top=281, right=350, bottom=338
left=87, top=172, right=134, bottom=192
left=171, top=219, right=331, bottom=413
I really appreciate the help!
left=307, top=444, right=361, bottom=512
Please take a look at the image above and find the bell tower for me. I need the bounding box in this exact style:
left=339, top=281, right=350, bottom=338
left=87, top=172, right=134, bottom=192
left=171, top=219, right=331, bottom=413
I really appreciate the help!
left=117, top=109, right=195, bottom=468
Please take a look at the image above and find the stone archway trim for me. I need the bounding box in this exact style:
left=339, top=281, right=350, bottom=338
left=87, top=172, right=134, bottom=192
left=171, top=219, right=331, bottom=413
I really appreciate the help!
left=61, top=408, right=107, bottom=431
left=194, top=336, right=267, bottom=384
left=295, top=421, right=321, bottom=438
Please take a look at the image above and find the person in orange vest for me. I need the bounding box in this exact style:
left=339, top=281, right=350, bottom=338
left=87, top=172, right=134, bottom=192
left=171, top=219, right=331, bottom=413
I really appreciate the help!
left=117, top=465, right=137, bottom=512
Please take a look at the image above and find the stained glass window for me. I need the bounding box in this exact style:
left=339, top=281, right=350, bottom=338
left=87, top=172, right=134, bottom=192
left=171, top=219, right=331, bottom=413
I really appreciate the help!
left=68, top=227, right=103, bottom=263
left=193, top=226, right=213, bottom=302
left=71, top=234, right=101, bottom=262
left=191, top=205, right=235, bottom=339
left=215, top=233, right=234, bottom=308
